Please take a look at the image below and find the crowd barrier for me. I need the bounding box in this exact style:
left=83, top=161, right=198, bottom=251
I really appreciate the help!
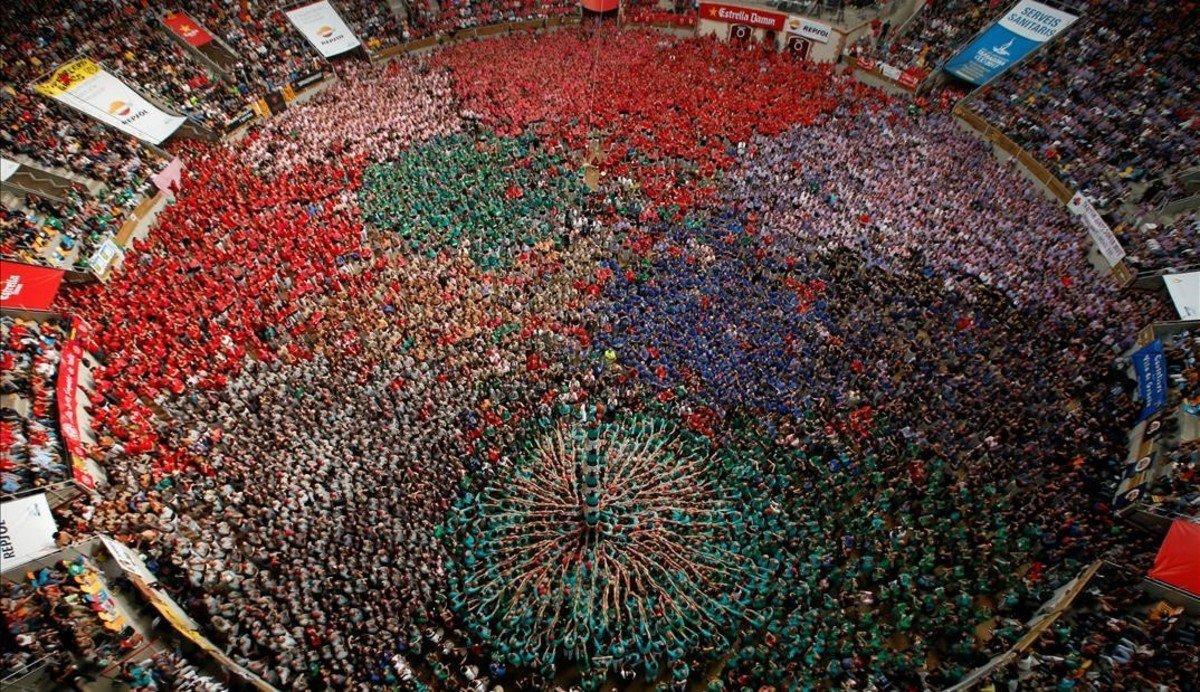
left=99, top=535, right=278, bottom=691
left=947, top=560, right=1103, bottom=691
left=952, top=103, right=1074, bottom=205
left=952, top=103, right=1135, bottom=286
left=848, top=55, right=927, bottom=92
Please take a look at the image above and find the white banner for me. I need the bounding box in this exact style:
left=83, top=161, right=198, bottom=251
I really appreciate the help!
left=0, top=494, right=59, bottom=569
left=1163, top=271, right=1200, bottom=320
left=100, top=534, right=159, bottom=585
left=785, top=16, right=832, bottom=43
left=1, top=156, right=18, bottom=182
left=1068, top=192, right=1126, bottom=266
left=89, top=236, right=124, bottom=277
left=998, top=0, right=1078, bottom=43
left=34, top=59, right=185, bottom=145
left=286, top=1, right=361, bottom=58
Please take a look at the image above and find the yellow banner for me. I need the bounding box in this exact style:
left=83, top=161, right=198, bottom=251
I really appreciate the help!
left=34, top=58, right=100, bottom=97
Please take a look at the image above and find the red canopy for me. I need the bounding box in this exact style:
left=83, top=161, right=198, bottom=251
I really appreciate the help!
left=582, top=0, right=620, bottom=12
left=1148, top=519, right=1200, bottom=597
left=1, top=260, right=65, bottom=311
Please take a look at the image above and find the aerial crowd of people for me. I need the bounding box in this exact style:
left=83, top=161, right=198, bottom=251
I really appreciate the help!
left=1, top=2, right=1198, bottom=691
left=872, top=0, right=1200, bottom=272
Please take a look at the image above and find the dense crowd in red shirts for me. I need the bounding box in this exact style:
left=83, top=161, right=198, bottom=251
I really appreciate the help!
left=436, top=30, right=867, bottom=216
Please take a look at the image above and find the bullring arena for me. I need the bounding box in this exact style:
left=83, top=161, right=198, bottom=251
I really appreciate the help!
left=1, top=1, right=1198, bottom=690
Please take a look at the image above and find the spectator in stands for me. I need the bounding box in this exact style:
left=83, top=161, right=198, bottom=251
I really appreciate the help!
left=1, top=555, right=143, bottom=683
left=968, top=0, right=1199, bottom=270
left=1, top=316, right=72, bottom=494
left=879, top=0, right=1002, bottom=72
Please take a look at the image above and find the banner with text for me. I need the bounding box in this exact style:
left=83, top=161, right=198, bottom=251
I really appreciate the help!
left=944, top=0, right=1077, bottom=86
left=1067, top=191, right=1126, bottom=266
left=163, top=11, right=215, bottom=47
left=56, top=339, right=97, bottom=490
left=785, top=16, right=832, bottom=43
left=34, top=58, right=185, bottom=145
left=1131, top=339, right=1168, bottom=422
left=88, top=237, right=125, bottom=278
left=0, top=494, right=59, bottom=569
left=700, top=2, right=788, bottom=31
left=285, top=1, right=362, bottom=58
left=1, top=260, right=64, bottom=311
left=164, top=12, right=240, bottom=68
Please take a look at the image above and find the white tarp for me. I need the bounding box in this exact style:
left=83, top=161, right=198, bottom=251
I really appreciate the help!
left=1068, top=192, right=1126, bottom=266
left=286, top=1, right=361, bottom=58
left=1, top=156, right=18, bottom=182
left=1163, top=271, right=1200, bottom=320
left=34, top=59, right=185, bottom=145
left=0, top=494, right=58, bottom=570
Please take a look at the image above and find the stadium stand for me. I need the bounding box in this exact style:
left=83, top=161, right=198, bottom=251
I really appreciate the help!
left=1, top=315, right=72, bottom=495
left=2, top=3, right=1197, bottom=691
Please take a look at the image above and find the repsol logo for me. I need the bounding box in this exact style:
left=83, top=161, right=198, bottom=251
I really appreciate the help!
left=108, top=100, right=150, bottom=124
left=0, top=521, right=15, bottom=561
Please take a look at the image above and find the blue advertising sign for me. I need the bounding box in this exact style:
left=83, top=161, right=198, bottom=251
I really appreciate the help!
left=1131, top=339, right=1168, bottom=421
left=944, top=0, right=1078, bottom=86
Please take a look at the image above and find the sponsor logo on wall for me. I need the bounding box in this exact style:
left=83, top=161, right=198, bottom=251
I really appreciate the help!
left=786, top=16, right=831, bottom=43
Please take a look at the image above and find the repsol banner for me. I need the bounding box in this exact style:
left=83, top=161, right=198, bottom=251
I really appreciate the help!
left=944, top=0, right=1077, bottom=86
left=785, top=16, right=831, bottom=43
left=286, top=0, right=362, bottom=58
left=0, top=494, right=58, bottom=569
left=34, top=58, right=185, bottom=145
left=700, top=2, right=788, bottom=31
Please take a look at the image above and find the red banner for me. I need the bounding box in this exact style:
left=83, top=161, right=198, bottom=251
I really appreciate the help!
left=1, top=260, right=64, bottom=311
left=56, top=339, right=96, bottom=489
left=700, top=2, right=787, bottom=31
left=164, top=12, right=214, bottom=47
left=899, top=67, right=928, bottom=90
left=57, top=340, right=84, bottom=458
